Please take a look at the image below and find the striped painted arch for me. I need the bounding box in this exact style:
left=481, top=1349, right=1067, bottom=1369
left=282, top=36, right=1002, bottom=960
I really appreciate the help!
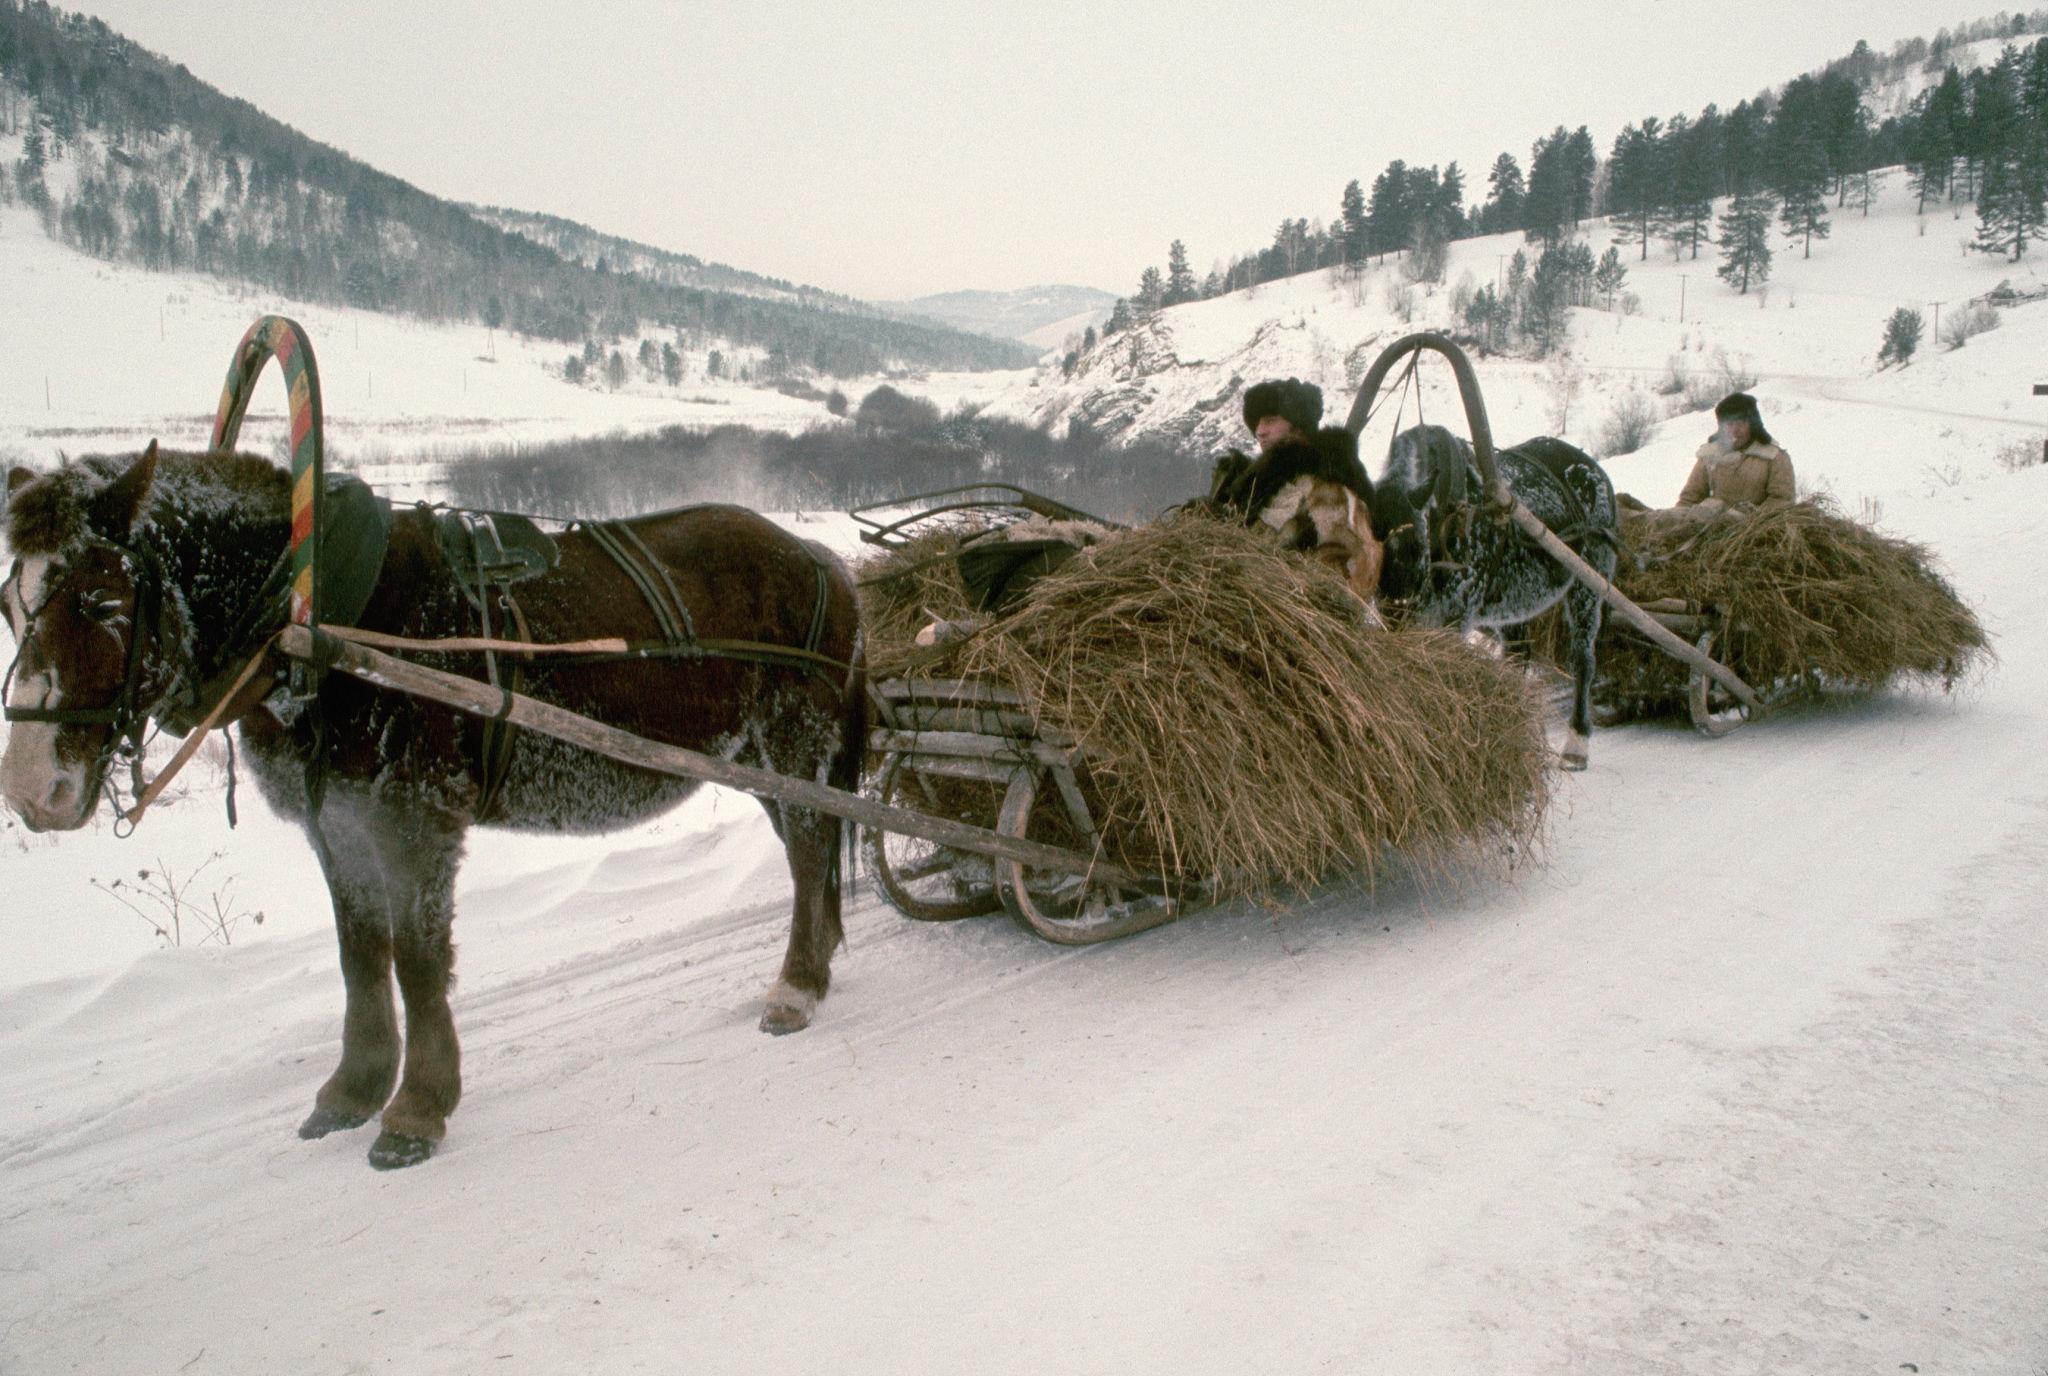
left=210, top=315, right=325, bottom=627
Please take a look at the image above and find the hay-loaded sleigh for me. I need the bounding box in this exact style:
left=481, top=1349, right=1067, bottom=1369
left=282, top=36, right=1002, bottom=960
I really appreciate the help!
left=5, top=319, right=1989, bottom=1168
left=90, top=325, right=1960, bottom=949
left=17, top=324, right=1608, bottom=958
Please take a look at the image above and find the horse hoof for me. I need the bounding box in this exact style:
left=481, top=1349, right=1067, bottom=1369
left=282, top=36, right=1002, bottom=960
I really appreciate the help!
left=1558, top=752, right=1589, bottom=772
left=759, top=1002, right=812, bottom=1036
left=367, top=1131, right=436, bottom=1170
left=759, top=980, right=817, bottom=1035
left=298, top=1105, right=372, bottom=1140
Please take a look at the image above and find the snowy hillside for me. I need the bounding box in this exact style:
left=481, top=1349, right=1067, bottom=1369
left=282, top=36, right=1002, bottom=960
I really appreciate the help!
left=5, top=162, right=2048, bottom=1372
left=983, top=171, right=2046, bottom=486
left=0, top=201, right=849, bottom=499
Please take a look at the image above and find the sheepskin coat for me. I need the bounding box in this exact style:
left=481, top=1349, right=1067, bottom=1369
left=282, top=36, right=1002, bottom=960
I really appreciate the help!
left=1676, top=439, right=1796, bottom=511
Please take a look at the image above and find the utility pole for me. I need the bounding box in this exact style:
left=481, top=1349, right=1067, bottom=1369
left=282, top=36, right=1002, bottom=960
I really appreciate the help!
left=1678, top=274, right=1688, bottom=323
left=1930, top=300, right=1945, bottom=343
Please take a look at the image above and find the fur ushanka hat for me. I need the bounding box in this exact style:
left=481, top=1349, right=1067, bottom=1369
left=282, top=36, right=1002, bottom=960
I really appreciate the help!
left=1243, top=377, right=1324, bottom=435
left=1713, top=391, right=1774, bottom=445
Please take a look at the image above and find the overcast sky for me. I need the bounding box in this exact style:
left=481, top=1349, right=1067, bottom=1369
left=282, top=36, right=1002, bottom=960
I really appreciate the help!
left=60, top=1, right=2013, bottom=301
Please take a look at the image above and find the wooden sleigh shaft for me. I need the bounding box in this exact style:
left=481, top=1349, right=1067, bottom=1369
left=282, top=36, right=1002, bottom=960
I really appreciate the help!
left=275, top=624, right=1146, bottom=888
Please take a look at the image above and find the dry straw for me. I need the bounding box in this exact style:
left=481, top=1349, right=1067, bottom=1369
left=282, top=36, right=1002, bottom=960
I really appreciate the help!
left=1551, top=497, right=1990, bottom=720
left=860, top=512, right=1553, bottom=898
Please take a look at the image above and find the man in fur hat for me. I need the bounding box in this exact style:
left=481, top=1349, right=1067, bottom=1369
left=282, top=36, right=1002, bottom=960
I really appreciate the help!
left=1242, top=377, right=1327, bottom=454
left=1208, top=378, right=1390, bottom=601
left=1673, top=391, right=1796, bottom=520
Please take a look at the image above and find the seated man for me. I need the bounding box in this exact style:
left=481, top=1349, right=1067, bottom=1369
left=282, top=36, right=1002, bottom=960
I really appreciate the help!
left=1209, top=377, right=1388, bottom=601
left=1674, top=391, right=1796, bottom=521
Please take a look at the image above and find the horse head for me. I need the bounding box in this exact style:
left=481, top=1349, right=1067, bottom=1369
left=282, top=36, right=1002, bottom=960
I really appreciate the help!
left=3, top=444, right=177, bottom=831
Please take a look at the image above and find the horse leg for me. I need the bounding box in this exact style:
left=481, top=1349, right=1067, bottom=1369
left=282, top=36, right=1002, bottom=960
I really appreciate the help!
left=366, top=814, right=466, bottom=1170
left=1558, top=582, right=1603, bottom=771
left=299, top=816, right=401, bottom=1140
left=760, top=802, right=845, bottom=1034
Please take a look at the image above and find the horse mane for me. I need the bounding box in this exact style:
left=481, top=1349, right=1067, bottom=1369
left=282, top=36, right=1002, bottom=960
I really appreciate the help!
left=4, top=449, right=290, bottom=555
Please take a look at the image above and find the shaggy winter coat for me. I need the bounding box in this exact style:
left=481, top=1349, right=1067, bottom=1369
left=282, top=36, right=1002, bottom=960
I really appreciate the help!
left=1676, top=439, right=1796, bottom=512
left=1210, top=427, right=1385, bottom=601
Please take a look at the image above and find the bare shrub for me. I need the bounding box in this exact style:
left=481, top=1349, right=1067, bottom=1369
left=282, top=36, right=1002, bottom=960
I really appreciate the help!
left=1594, top=390, right=1661, bottom=458
left=92, top=851, right=264, bottom=948
left=1680, top=370, right=1725, bottom=412
left=1713, top=348, right=1759, bottom=391
left=1449, top=272, right=1476, bottom=320
left=1384, top=278, right=1417, bottom=322
left=1994, top=435, right=2046, bottom=471
left=1677, top=348, right=1757, bottom=410
left=1942, top=303, right=2000, bottom=350
left=1655, top=354, right=1690, bottom=397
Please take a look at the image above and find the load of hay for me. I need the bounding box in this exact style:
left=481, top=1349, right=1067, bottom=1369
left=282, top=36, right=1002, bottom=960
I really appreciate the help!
left=858, top=511, right=1553, bottom=898
left=1550, top=497, right=1989, bottom=722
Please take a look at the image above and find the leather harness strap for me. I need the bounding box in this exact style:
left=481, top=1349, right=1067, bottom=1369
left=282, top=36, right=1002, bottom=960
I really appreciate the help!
left=584, top=520, right=697, bottom=648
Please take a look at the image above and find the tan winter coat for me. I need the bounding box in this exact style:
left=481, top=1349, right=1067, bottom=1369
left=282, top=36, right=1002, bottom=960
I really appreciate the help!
left=1676, top=439, right=1796, bottom=511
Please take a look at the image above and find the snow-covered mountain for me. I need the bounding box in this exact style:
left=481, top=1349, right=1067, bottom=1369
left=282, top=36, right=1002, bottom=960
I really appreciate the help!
left=466, top=204, right=867, bottom=309
left=882, top=283, right=1117, bottom=345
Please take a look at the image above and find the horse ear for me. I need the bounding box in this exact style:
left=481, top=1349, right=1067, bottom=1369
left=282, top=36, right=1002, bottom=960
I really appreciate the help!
left=90, top=440, right=160, bottom=536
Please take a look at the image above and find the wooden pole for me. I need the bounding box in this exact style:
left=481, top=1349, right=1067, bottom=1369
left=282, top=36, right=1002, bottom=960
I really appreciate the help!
left=1502, top=502, right=1768, bottom=713
left=276, top=625, right=1145, bottom=886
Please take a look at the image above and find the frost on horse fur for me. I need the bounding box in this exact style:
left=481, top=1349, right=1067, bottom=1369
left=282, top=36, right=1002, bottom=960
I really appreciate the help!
left=2, top=447, right=867, bottom=1169
left=1375, top=424, right=1619, bottom=769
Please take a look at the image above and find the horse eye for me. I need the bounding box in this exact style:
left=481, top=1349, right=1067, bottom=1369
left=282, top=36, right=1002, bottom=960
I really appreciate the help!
left=81, top=591, right=126, bottom=622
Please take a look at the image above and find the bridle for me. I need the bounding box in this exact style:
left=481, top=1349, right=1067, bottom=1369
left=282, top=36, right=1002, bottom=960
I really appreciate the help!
left=3, top=536, right=179, bottom=817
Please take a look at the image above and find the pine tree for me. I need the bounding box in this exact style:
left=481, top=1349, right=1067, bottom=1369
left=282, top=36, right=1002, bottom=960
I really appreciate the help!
left=1721, top=99, right=1766, bottom=195
left=1523, top=128, right=1573, bottom=247
left=1771, top=76, right=1833, bottom=257
left=1656, top=110, right=1719, bottom=260
left=1339, top=178, right=1368, bottom=264
left=1136, top=266, right=1165, bottom=314
left=1716, top=191, right=1776, bottom=293
left=1484, top=152, right=1524, bottom=234
left=1564, top=127, right=1598, bottom=225
left=1164, top=240, right=1196, bottom=305
left=1878, top=307, right=1923, bottom=366
left=1405, top=164, right=1453, bottom=281
left=1365, top=160, right=1412, bottom=260
left=1594, top=246, right=1628, bottom=307
left=1777, top=160, right=1832, bottom=258
left=2023, top=37, right=2048, bottom=127
left=1972, top=45, right=2045, bottom=259
left=1462, top=284, right=1512, bottom=351
left=1607, top=119, right=1665, bottom=260
left=1522, top=245, right=1575, bottom=355
left=14, top=118, right=46, bottom=205
left=1973, top=136, right=2048, bottom=259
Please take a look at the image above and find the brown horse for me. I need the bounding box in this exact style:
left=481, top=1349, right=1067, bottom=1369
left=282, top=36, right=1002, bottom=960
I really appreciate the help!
left=2, top=445, right=866, bottom=1168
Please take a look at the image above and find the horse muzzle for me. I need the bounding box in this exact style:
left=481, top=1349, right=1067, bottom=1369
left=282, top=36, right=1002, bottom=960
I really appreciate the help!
left=1, top=728, right=101, bottom=832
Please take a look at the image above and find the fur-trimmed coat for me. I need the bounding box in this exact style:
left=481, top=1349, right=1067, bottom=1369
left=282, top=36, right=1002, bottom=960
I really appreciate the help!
left=1210, top=427, right=1386, bottom=600
left=1676, top=439, right=1796, bottom=511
